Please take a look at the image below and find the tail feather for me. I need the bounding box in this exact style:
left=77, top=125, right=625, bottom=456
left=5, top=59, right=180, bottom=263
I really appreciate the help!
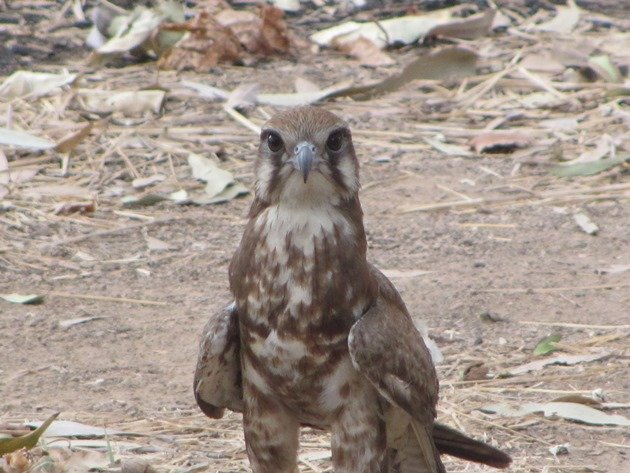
left=433, top=422, right=512, bottom=469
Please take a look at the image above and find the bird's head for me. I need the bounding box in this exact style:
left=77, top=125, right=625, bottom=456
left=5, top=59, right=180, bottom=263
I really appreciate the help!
left=254, top=106, right=359, bottom=205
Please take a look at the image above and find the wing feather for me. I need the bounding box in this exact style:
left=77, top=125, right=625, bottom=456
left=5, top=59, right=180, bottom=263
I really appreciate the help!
left=348, top=275, right=439, bottom=426
left=194, top=303, right=243, bottom=418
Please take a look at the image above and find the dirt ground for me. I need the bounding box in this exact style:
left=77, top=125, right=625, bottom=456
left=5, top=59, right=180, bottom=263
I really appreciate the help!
left=1, top=1, right=629, bottom=473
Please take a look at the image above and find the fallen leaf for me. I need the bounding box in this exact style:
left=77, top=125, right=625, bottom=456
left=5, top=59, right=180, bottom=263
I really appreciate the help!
left=551, top=154, right=628, bottom=177
left=424, top=137, right=473, bottom=156
left=0, top=293, right=44, bottom=305
left=426, top=9, right=496, bottom=40
left=25, top=420, right=125, bottom=438
left=294, top=77, right=320, bottom=93
left=121, top=194, right=166, bottom=208
left=549, top=444, right=571, bottom=456
left=270, top=0, right=300, bottom=12
left=188, top=153, right=235, bottom=197
left=158, top=11, right=242, bottom=70
left=534, top=334, right=561, bottom=356
left=93, top=2, right=183, bottom=57
left=225, top=83, right=260, bottom=110
left=132, top=174, right=166, bottom=190
left=8, top=168, right=40, bottom=184
left=336, top=37, right=395, bottom=67
left=379, top=269, right=432, bottom=278
left=53, top=201, right=96, bottom=215
left=552, top=394, right=602, bottom=406
left=587, top=54, right=623, bottom=83
left=311, top=7, right=493, bottom=49
left=573, top=211, right=599, bottom=235
left=470, top=131, right=532, bottom=154
left=595, top=264, right=630, bottom=275
left=191, top=181, right=248, bottom=205
left=183, top=46, right=477, bottom=105
left=23, top=185, right=94, bottom=199
left=0, top=128, right=56, bottom=150
left=463, top=362, right=490, bottom=381
left=534, top=0, right=580, bottom=34
left=145, top=236, right=171, bottom=252
left=0, top=71, right=77, bottom=100
left=58, top=317, right=104, bottom=329
left=55, top=122, right=94, bottom=154
left=509, top=351, right=610, bottom=376
left=0, top=413, right=58, bottom=455
left=338, top=46, right=479, bottom=101
left=480, top=401, right=630, bottom=426
left=79, top=90, right=165, bottom=116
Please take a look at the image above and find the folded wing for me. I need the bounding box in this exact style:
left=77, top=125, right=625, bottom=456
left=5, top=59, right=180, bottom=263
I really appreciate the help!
left=193, top=303, right=243, bottom=418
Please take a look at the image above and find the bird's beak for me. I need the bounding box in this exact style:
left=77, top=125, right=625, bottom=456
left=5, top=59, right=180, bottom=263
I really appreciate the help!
left=292, top=142, right=316, bottom=183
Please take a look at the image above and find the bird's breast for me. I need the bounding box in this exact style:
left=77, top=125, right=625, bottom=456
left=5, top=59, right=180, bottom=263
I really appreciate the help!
left=231, top=203, right=375, bottom=420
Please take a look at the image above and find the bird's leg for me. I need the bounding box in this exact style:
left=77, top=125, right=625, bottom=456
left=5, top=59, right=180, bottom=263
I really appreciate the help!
left=330, top=389, right=386, bottom=473
left=242, top=383, right=299, bottom=473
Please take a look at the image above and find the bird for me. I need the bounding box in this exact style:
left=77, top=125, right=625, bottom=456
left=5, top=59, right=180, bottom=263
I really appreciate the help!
left=194, top=106, right=512, bottom=473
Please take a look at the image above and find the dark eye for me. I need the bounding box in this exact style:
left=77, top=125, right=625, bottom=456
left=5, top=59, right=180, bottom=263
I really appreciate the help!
left=266, top=132, right=284, bottom=152
left=326, top=130, right=344, bottom=152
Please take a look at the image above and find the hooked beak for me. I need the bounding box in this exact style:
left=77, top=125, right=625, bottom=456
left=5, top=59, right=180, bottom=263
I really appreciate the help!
left=292, top=142, right=316, bottom=183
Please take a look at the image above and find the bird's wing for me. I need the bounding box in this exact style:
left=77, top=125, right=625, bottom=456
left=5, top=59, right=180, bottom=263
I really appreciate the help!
left=194, top=303, right=243, bottom=418
left=349, top=267, right=444, bottom=472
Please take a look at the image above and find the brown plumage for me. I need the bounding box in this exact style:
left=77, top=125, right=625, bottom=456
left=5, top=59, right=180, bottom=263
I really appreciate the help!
left=194, top=106, right=511, bottom=472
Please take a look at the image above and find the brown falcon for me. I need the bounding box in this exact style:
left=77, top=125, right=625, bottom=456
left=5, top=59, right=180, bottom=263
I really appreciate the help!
left=194, top=106, right=511, bottom=473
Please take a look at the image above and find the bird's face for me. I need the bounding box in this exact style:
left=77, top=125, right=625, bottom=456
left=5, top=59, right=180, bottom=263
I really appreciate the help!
left=255, top=106, right=360, bottom=205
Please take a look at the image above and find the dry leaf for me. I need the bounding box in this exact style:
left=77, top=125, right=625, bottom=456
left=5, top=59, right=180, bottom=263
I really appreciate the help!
left=426, top=9, right=496, bottom=40
left=311, top=7, right=493, bottom=49
left=480, top=401, right=630, bottom=426
left=294, top=77, right=320, bottom=93
left=55, top=122, right=94, bottom=154
left=0, top=70, right=77, bottom=100
left=534, top=0, right=580, bottom=34
left=225, top=83, right=260, bottom=110
left=145, top=236, right=171, bottom=252
left=573, top=211, right=599, bottom=235
left=336, top=37, right=394, bottom=67
left=53, top=201, right=96, bottom=215
left=132, top=174, right=166, bottom=190
left=158, top=12, right=242, bottom=71
left=463, top=362, right=490, bottom=381
left=508, top=351, right=610, bottom=375
left=0, top=128, right=56, bottom=150
left=79, top=90, right=165, bottom=116
left=470, top=131, right=532, bottom=153
left=184, top=46, right=478, bottom=105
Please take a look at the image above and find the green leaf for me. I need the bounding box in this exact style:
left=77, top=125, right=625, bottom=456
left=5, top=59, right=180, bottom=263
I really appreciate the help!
left=0, top=293, right=44, bottom=305
left=534, top=334, right=561, bottom=356
left=0, top=413, right=59, bottom=455
left=551, top=154, right=629, bottom=177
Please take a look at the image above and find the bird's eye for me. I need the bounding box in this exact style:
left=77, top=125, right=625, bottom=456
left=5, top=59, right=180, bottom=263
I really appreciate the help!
left=266, top=132, right=284, bottom=152
left=326, top=130, right=344, bottom=152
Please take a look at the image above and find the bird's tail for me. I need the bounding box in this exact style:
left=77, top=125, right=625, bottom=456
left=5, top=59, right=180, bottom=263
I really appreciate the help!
left=433, top=422, right=512, bottom=469
left=385, top=416, right=445, bottom=473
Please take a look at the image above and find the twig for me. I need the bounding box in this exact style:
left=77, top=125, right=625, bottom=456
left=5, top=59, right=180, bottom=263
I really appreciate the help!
left=517, top=321, right=630, bottom=330
left=40, top=216, right=191, bottom=249
left=223, top=106, right=261, bottom=135
left=48, top=291, right=167, bottom=306
left=479, top=282, right=630, bottom=294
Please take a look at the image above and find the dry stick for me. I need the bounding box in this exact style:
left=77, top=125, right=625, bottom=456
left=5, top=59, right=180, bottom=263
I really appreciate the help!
left=41, top=216, right=190, bottom=249
left=223, top=106, right=261, bottom=135
left=48, top=291, right=167, bottom=306
left=440, top=402, right=552, bottom=446
left=517, top=321, right=630, bottom=330
left=479, top=282, right=630, bottom=294
left=401, top=182, right=630, bottom=213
